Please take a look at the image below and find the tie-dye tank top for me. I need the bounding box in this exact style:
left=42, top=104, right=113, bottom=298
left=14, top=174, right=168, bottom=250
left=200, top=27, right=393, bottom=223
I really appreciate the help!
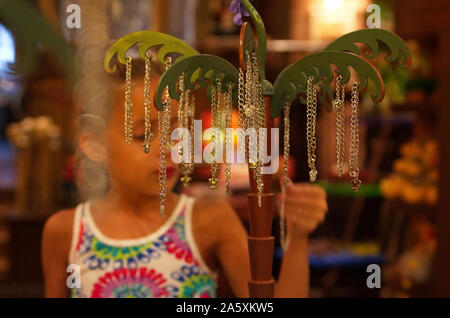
left=68, top=194, right=218, bottom=298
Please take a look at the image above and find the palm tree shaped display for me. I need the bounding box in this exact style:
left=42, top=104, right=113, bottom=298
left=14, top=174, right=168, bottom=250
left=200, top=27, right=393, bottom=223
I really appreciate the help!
left=104, top=0, right=411, bottom=298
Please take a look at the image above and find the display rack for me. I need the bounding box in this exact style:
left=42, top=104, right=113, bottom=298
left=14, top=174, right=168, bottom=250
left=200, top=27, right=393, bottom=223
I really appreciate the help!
left=103, top=0, right=410, bottom=297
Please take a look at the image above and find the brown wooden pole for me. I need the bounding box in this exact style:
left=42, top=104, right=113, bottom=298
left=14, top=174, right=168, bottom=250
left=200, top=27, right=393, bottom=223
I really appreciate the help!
left=238, top=21, right=276, bottom=298
left=247, top=96, right=275, bottom=298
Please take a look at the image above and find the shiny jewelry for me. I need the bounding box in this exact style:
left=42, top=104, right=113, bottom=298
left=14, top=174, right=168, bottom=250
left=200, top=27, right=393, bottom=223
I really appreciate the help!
left=349, top=81, right=361, bottom=191
left=334, top=74, right=345, bottom=177
left=143, top=52, right=154, bottom=153
left=158, top=57, right=172, bottom=217
left=306, top=76, right=318, bottom=182
left=280, top=101, right=291, bottom=251
left=124, top=56, right=133, bottom=144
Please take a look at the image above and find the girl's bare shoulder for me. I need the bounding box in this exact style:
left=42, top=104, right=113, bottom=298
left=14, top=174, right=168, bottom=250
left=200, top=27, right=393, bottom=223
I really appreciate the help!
left=42, top=208, right=76, bottom=250
left=192, top=196, right=241, bottom=230
left=193, top=196, right=235, bottom=218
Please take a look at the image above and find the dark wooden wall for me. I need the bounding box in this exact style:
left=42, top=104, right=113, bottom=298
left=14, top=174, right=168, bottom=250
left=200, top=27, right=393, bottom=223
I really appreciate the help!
left=396, top=0, right=450, bottom=298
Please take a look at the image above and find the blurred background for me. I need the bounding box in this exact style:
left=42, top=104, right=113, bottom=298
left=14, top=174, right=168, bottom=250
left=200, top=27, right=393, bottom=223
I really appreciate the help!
left=0, top=0, right=448, bottom=297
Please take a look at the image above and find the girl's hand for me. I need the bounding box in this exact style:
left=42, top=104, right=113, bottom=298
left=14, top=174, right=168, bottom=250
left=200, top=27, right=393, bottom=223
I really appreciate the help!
left=279, top=179, right=328, bottom=239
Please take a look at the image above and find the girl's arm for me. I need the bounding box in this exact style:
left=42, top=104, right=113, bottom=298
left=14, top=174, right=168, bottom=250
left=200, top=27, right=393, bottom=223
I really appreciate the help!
left=275, top=181, right=328, bottom=297
left=214, top=200, right=251, bottom=297
left=41, top=209, right=74, bottom=297
left=273, top=236, right=309, bottom=297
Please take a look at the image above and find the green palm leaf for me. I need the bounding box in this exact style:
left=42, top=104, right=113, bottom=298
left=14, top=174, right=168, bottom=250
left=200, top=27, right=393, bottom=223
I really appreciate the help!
left=0, top=0, right=73, bottom=77
left=271, top=50, right=385, bottom=118
left=241, top=0, right=267, bottom=79
left=323, top=29, right=411, bottom=68
left=155, top=54, right=239, bottom=110
left=104, top=31, right=199, bottom=73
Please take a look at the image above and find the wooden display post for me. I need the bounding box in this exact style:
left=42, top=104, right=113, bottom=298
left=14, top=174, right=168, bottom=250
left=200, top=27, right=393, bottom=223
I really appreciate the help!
left=246, top=96, right=275, bottom=297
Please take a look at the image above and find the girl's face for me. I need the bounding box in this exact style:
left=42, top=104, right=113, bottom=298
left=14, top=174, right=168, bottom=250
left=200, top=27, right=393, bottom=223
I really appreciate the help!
left=104, top=75, right=179, bottom=197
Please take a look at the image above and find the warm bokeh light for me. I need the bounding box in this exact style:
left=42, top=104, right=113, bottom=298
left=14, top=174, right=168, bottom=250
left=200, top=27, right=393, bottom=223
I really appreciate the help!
left=323, top=0, right=343, bottom=10
left=308, top=0, right=368, bottom=40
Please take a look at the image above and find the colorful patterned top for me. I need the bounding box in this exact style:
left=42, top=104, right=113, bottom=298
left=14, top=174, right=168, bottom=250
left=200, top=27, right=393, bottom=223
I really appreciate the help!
left=68, top=194, right=218, bottom=298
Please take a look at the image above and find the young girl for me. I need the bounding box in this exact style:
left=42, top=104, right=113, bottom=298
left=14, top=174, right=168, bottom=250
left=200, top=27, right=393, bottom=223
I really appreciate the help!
left=41, top=59, right=328, bottom=298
